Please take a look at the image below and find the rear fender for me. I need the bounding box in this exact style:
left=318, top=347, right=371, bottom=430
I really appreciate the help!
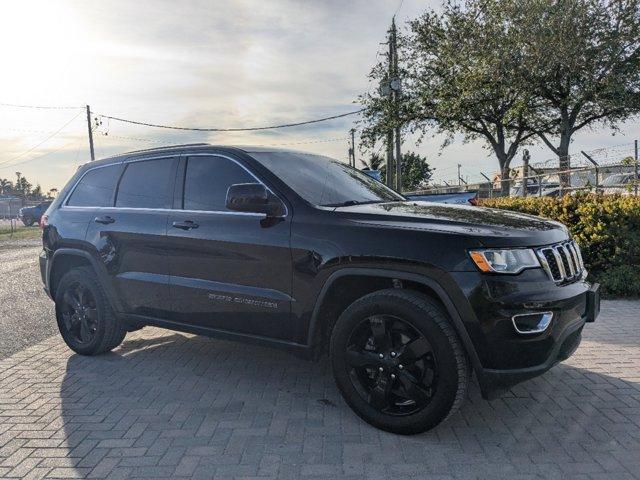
left=48, top=248, right=124, bottom=313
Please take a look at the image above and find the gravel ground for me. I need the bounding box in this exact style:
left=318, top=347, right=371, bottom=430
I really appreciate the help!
left=0, top=236, right=56, bottom=359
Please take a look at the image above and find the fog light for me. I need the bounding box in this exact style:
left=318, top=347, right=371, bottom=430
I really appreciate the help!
left=511, top=312, right=553, bottom=335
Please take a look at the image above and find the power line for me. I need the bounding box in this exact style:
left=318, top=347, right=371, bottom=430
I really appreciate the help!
left=269, top=137, right=349, bottom=146
left=0, top=101, right=83, bottom=110
left=0, top=138, right=82, bottom=171
left=0, top=112, right=82, bottom=168
left=94, top=109, right=364, bottom=132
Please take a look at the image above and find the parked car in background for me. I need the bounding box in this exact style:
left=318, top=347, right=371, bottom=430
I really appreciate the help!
left=19, top=201, right=52, bottom=226
left=510, top=181, right=561, bottom=197
left=40, top=144, right=599, bottom=434
left=600, top=172, right=640, bottom=195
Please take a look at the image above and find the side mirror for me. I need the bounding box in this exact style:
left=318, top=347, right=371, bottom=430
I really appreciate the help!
left=226, top=183, right=285, bottom=217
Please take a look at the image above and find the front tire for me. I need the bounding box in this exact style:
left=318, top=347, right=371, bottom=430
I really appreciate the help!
left=55, top=266, right=126, bottom=355
left=22, top=215, right=34, bottom=227
left=330, top=289, right=469, bottom=435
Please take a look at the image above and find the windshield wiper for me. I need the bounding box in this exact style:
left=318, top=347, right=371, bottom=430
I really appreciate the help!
left=322, top=200, right=384, bottom=207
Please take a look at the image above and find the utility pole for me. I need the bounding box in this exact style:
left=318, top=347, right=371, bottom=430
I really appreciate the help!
left=86, top=105, right=95, bottom=161
left=349, top=128, right=356, bottom=168
left=385, top=26, right=395, bottom=189
left=391, top=17, right=402, bottom=193
left=635, top=139, right=638, bottom=196
left=457, top=164, right=462, bottom=187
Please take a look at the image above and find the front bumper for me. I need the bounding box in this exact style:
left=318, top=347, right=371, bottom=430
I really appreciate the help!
left=449, top=270, right=600, bottom=398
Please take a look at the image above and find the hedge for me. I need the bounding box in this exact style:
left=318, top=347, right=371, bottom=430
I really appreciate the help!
left=480, top=194, right=640, bottom=297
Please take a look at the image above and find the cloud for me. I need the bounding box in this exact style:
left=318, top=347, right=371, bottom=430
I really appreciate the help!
left=0, top=0, right=637, bottom=190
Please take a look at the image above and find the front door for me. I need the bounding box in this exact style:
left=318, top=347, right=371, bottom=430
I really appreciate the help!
left=166, top=154, right=293, bottom=340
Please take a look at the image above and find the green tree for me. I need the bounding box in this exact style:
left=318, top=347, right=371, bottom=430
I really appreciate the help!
left=361, top=153, right=385, bottom=171
left=31, top=184, right=43, bottom=200
left=360, top=1, right=537, bottom=195
left=508, top=0, right=640, bottom=174
left=400, top=151, right=433, bottom=191
left=14, top=173, right=32, bottom=198
left=0, top=178, right=12, bottom=195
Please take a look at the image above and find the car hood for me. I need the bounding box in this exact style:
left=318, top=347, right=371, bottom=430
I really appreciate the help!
left=335, top=201, right=569, bottom=247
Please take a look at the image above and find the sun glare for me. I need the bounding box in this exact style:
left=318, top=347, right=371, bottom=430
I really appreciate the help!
left=0, top=1, right=82, bottom=101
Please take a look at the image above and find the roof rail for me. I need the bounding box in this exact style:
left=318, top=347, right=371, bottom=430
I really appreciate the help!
left=106, top=143, right=210, bottom=158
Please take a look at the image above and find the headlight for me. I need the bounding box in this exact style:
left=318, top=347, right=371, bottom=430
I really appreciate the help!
left=469, top=248, right=540, bottom=274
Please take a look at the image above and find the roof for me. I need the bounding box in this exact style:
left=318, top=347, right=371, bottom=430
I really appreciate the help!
left=82, top=143, right=313, bottom=170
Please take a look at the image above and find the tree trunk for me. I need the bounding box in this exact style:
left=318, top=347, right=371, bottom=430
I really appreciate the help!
left=500, top=163, right=511, bottom=196
left=557, top=134, right=571, bottom=188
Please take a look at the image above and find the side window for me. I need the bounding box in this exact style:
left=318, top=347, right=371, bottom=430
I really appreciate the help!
left=116, top=158, right=176, bottom=209
left=67, top=164, right=122, bottom=207
left=183, top=156, right=254, bottom=211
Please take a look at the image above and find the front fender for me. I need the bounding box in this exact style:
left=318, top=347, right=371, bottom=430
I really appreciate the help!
left=305, top=266, right=484, bottom=383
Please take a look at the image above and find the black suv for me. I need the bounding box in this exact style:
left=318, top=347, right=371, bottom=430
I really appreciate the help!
left=40, top=144, right=600, bottom=434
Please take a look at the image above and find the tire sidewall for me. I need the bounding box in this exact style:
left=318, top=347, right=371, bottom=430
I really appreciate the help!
left=330, top=292, right=463, bottom=434
left=55, top=268, right=110, bottom=355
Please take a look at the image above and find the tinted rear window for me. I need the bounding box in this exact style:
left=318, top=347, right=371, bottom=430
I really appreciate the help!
left=67, top=164, right=122, bottom=207
left=116, top=158, right=177, bottom=209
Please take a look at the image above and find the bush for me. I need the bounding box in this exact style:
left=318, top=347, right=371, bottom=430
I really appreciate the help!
left=480, top=194, right=640, bottom=297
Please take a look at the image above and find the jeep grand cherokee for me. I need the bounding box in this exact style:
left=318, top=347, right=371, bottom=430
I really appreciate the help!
left=39, top=144, right=600, bottom=434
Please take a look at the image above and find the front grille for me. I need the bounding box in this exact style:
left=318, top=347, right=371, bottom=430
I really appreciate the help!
left=536, top=240, right=585, bottom=283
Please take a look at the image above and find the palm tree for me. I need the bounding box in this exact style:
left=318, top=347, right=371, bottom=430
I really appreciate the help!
left=0, top=178, right=11, bottom=195
left=361, top=153, right=384, bottom=171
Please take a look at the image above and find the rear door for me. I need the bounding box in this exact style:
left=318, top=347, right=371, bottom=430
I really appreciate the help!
left=84, top=156, right=178, bottom=318
left=166, top=154, right=293, bottom=340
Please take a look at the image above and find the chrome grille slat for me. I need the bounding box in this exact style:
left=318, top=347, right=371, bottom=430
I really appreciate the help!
left=551, top=247, right=567, bottom=279
left=568, top=243, right=580, bottom=272
left=561, top=244, right=576, bottom=276
left=536, top=240, right=585, bottom=284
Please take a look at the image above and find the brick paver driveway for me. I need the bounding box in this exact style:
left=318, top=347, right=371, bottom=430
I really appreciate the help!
left=1, top=300, right=639, bottom=480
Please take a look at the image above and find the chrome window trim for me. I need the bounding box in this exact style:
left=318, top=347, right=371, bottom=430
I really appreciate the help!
left=61, top=152, right=288, bottom=218
left=60, top=205, right=263, bottom=217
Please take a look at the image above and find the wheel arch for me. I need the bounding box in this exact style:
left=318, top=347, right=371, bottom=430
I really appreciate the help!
left=306, top=267, right=483, bottom=376
left=49, top=248, right=124, bottom=313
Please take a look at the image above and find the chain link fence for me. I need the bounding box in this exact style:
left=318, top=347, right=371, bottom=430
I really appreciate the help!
left=409, top=142, right=639, bottom=199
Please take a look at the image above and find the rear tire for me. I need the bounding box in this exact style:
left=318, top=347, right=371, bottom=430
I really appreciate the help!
left=55, top=266, right=126, bottom=355
left=22, top=215, right=34, bottom=227
left=330, top=289, right=469, bottom=435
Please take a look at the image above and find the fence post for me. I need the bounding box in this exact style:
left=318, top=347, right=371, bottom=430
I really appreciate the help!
left=635, top=139, right=638, bottom=196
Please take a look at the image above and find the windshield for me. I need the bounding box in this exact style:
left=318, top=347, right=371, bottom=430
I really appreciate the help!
left=250, top=151, right=404, bottom=206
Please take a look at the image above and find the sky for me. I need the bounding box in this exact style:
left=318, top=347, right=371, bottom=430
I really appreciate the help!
left=0, top=0, right=638, bottom=192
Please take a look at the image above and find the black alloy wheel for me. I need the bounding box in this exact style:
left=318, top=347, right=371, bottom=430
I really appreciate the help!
left=345, top=314, right=437, bottom=416
left=59, top=282, right=99, bottom=345
left=330, top=289, right=469, bottom=435
left=55, top=266, right=127, bottom=355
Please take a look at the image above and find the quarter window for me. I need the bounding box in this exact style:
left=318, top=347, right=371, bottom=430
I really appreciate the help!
left=116, top=158, right=176, bottom=209
left=183, top=156, right=254, bottom=211
left=67, top=164, right=122, bottom=207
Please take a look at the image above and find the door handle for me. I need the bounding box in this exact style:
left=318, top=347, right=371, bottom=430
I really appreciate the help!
left=94, top=215, right=115, bottom=225
left=172, top=220, right=199, bottom=230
